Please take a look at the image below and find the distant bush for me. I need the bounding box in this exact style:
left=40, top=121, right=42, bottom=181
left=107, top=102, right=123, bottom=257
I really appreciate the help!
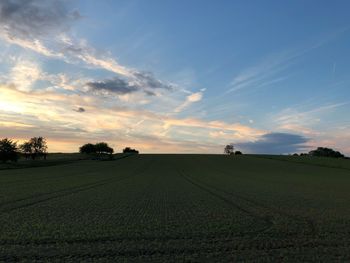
left=0, top=138, right=19, bottom=162
left=235, top=151, right=242, bottom=155
left=123, top=147, right=139, bottom=154
left=309, top=147, right=344, bottom=158
left=293, top=153, right=299, bottom=156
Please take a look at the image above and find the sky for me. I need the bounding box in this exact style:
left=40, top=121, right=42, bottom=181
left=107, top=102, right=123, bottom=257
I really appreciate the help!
left=0, top=0, right=349, bottom=155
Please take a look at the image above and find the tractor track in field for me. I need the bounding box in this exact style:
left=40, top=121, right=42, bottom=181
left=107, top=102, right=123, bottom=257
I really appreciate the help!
left=193, top=156, right=318, bottom=237
left=177, top=167, right=317, bottom=245
left=0, top=232, right=327, bottom=246
left=176, top=169, right=274, bottom=236
left=0, top=157, right=152, bottom=214
left=1, top=239, right=349, bottom=261
left=185, top=169, right=317, bottom=237
left=190, top=156, right=318, bottom=237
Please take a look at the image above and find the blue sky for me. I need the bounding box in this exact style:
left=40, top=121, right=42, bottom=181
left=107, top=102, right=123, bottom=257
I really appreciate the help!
left=0, top=0, right=349, bottom=154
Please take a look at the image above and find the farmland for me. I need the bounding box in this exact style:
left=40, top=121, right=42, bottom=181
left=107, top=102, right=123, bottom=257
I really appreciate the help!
left=1, top=154, right=350, bottom=262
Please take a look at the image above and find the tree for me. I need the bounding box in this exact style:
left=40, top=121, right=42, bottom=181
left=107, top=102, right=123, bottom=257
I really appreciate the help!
left=29, top=137, right=48, bottom=160
left=79, top=143, right=96, bottom=154
left=235, top=151, right=242, bottom=155
left=0, top=138, right=19, bottom=162
left=224, top=144, right=234, bottom=155
left=309, top=147, right=344, bottom=158
left=80, top=142, right=114, bottom=157
left=20, top=142, right=32, bottom=159
left=123, top=147, right=139, bottom=154
left=95, top=142, right=114, bottom=155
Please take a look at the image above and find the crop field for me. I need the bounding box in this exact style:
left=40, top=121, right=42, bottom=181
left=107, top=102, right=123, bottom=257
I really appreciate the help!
left=1, top=154, right=350, bottom=262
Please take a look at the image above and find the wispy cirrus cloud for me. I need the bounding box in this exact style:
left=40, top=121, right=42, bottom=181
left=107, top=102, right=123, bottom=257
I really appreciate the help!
left=226, top=28, right=349, bottom=94
left=273, top=102, right=348, bottom=135
left=226, top=51, right=295, bottom=94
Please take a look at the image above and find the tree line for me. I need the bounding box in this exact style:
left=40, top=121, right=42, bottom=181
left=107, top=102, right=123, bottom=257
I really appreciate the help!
left=0, top=137, right=47, bottom=162
left=0, top=137, right=140, bottom=163
left=79, top=143, right=139, bottom=155
left=224, top=144, right=346, bottom=158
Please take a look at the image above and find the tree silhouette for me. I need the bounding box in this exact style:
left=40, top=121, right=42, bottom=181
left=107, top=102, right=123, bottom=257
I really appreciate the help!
left=95, top=142, right=114, bottom=155
left=224, top=144, right=234, bottom=155
left=79, top=142, right=114, bottom=157
left=20, top=142, right=32, bottom=159
left=123, top=147, right=139, bottom=154
left=309, top=147, right=344, bottom=158
left=0, top=138, right=19, bottom=162
left=29, top=137, right=48, bottom=160
left=79, top=143, right=96, bottom=154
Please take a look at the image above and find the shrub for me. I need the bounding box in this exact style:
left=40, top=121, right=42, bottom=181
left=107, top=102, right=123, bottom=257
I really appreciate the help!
left=123, top=147, right=139, bottom=154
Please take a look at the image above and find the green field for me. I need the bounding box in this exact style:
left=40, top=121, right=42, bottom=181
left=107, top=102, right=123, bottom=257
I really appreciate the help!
left=1, top=154, right=350, bottom=262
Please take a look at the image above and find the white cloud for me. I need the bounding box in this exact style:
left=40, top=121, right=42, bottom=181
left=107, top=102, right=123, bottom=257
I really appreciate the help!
left=174, top=91, right=204, bottom=113
left=0, top=1, right=174, bottom=98
left=0, top=84, right=264, bottom=153
left=10, top=59, right=42, bottom=91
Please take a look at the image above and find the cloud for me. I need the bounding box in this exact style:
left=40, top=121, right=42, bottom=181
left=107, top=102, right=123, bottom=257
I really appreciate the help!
left=74, top=107, right=85, bottom=113
left=131, top=71, right=173, bottom=91
left=273, top=102, right=348, bottom=136
left=86, top=78, right=139, bottom=95
left=10, top=59, right=42, bottom=91
left=86, top=72, right=173, bottom=96
left=175, top=91, right=204, bottom=112
left=226, top=51, right=294, bottom=94
left=0, top=83, right=265, bottom=153
left=0, top=0, right=79, bottom=40
left=0, top=0, right=174, bottom=98
left=226, top=29, right=349, bottom=94
left=236, top=132, right=310, bottom=154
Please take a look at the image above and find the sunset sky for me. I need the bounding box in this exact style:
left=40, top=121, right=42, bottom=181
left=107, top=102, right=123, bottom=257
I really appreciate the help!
left=0, top=0, right=349, bottom=154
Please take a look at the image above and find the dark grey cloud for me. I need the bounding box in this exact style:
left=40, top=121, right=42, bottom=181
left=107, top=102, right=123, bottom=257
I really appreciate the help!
left=74, top=107, right=85, bottom=113
left=0, top=0, right=79, bottom=40
left=86, top=78, right=139, bottom=95
left=236, top=132, right=310, bottom=154
left=86, top=73, right=173, bottom=96
left=132, top=71, right=173, bottom=91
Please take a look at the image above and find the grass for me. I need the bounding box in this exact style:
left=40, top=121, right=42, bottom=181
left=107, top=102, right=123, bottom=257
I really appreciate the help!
left=0, top=154, right=350, bottom=261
